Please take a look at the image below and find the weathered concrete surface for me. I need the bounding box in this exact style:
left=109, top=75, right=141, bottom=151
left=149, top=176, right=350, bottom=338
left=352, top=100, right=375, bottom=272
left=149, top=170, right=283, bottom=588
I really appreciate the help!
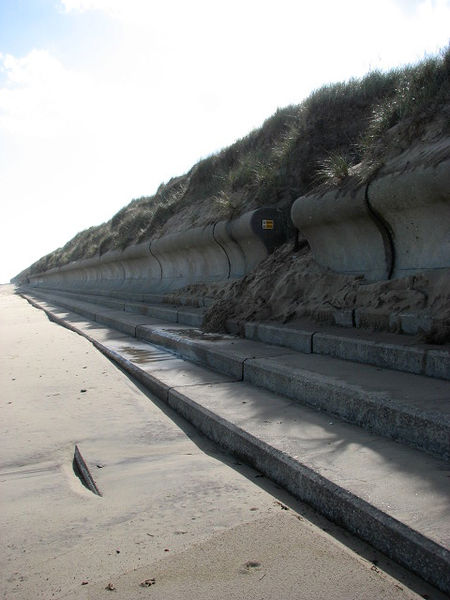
left=30, top=288, right=206, bottom=328
left=28, top=208, right=287, bottom=295
left=137, top=324, right=294, bottom=379
left=4, top=286, right=443, bottom=600
left=16, top=289, right=450, bottom=593
left=244, top=352, right=450, bottom=459
left=34, top=289, right=450, bottom=380
left=291, top=143, right=450, bottom=281
left=291, top=185, right=389, bottom=280
left=312, top=330, right=426, bottom=375
left=426, top=348, right=450, bottom=380
left=25, top=289, right=450, bottom=458
left=244, top=319, right=448, bottom=377
left=166, top=381, right=450, bottom=586
left=213, top=208, right=287, bottom=278
left=245, top=321, right=314, bottom=354
left=368, top=150, right=450, bottom=278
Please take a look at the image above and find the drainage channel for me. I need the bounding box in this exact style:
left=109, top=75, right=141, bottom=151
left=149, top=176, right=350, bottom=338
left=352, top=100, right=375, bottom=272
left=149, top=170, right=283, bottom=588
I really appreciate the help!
left=73, top=445, right=102, bottom=497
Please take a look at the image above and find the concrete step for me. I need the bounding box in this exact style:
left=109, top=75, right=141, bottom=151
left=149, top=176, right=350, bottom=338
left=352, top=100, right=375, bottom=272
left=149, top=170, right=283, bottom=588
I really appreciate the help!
left=243, top=320, right=449, bottom=380
left=26, top=287, right=449, bottom=380
left=20, top=291, right=450, bottom=594
left=136, top=324, right=450, bottom=461
left=23, top=288, right=450, bottom=461
left=29, top=289, right=205, bottom=327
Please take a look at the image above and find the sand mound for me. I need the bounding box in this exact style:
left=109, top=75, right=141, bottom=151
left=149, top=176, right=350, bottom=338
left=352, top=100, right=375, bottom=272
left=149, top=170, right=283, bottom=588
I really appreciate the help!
left=167, top=242, right=450, bottom=343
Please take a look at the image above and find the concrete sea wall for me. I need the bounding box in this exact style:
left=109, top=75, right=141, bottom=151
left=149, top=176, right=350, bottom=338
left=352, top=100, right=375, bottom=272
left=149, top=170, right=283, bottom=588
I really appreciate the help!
left=291, top=143, right=450, bottom=281
left=29, top=143, right=450, bottom=294
left=29, top=208, right=287, bottom=294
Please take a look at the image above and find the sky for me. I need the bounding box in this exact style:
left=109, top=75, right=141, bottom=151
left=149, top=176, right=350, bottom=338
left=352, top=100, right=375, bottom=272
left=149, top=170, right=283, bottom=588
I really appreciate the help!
left=0, top=0, right=449, bottom=283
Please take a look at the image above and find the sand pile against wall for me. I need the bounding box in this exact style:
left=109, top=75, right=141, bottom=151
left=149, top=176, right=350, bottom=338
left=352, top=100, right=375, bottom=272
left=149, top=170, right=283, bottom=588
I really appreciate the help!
left=167, top=242, right=450, bottom=343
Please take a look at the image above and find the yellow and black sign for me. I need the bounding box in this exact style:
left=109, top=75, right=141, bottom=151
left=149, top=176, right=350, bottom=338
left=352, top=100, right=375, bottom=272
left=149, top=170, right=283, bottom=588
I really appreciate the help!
left=262, top=219, right=274, bottom=230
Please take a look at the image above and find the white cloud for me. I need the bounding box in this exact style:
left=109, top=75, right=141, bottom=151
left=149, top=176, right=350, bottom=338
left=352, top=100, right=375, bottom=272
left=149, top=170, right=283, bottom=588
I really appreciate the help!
left=0, top=50, right=91, bottom=137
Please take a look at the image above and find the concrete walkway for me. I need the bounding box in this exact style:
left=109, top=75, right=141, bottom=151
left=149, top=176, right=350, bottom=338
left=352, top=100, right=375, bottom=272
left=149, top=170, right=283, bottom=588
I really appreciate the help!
left=0, top=285, right=447, bottom=599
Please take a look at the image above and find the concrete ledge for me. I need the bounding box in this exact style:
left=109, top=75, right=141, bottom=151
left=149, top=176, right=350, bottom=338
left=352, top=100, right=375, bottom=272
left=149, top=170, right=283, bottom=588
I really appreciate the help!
left=136, top=325, right=292, bottom=379
left=243, top=319, right=449, bottom=381
left=426, top=349, right=450, bottom=380
left=354, top=308, right=392, bottom=331
left=177, top=307, right=205, bottom=327
left=27, top=288, right=450, bottom=382
left=245, top=322, right=313, bottom=354
left=126, top=303, right=179, bottom=322
left=58, top=291, right=125, bottom=311
left=243, top=354, right=450, bottom=459
left=30, top=292, right=99, bottom=321
left=312, top=331, right=426, bottom=376
left=94, top=311, right=150, bottom=337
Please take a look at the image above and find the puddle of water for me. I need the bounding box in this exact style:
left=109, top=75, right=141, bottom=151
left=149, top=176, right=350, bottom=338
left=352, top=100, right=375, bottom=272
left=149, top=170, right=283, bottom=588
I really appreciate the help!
left=165, top=328, right=227, bottom=342
left=118, top=346, right=172, bottom=364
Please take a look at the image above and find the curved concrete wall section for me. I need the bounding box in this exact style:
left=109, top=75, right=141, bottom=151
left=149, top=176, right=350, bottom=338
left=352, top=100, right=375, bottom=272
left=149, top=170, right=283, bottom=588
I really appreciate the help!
left=216, top=208, right=287, bottom=278
left=29, top=208, right=287, bottom=293
left=291, top=146, right=450, bottom=281
left=98, top=249, right=127, bottom=291
left=367, top=156, right=450, bottom=278
left=150, top=224, right=229, bottom=292
left=120, top=242, right=162, bottom=292
left=291, top=185, right=389, bottom=281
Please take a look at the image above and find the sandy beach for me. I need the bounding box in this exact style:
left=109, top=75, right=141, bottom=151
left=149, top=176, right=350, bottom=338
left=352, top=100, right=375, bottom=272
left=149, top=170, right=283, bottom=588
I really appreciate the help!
left=0, top=284, right=444, bottom=600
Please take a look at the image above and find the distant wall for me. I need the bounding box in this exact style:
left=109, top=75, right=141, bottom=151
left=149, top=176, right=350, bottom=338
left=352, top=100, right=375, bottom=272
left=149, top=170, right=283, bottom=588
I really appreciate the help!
left=291, top=144, right=450, bottom=281
left=28, top=208, right=288, bottom=295
left=28, top=145, right=450, bottom=294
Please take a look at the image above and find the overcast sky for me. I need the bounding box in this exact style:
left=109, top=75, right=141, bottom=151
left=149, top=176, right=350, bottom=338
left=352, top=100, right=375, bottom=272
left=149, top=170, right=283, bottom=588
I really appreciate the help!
left=0, top=0, right=449, bottom=282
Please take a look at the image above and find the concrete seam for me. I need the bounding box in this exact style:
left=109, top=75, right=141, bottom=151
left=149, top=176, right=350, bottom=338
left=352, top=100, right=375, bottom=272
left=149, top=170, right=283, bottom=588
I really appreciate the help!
left=149, top=242, right=163, bottom=282
left=241, top=357, right=250, bottom=381
left=116, top=259, right=127, bottom=288
left=310, top=331, right=317, bottom=354
left=212, top=221, right=231, bottom=279
left=422, top=348, right=429, bottom=377
left=226, top=219, right=247, bottom=275
left=365, top=180, right=395, bottom=279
